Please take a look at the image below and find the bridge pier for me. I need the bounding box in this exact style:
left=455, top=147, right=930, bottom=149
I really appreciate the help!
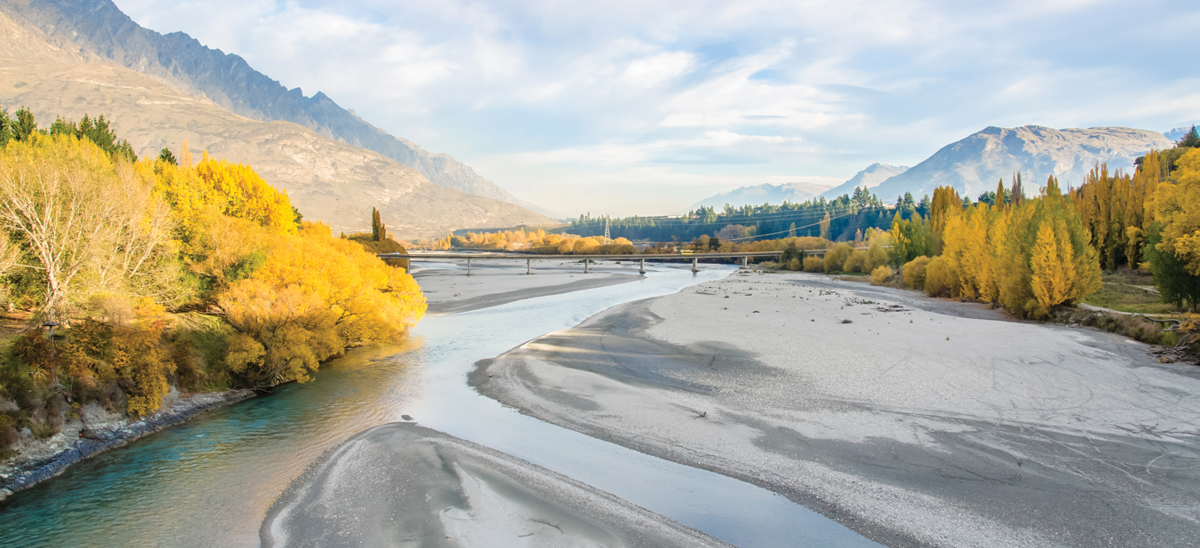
left=467, top=258, right=472, bottom=276
left=639, top=258, right=645, bottom=275
left=584, top=259, right=590, bottom=274
left=742, top=256, right=749, bottom=267
left=692, top=257, right=698, bottom=273
left=527, top=258, right=532, bottom=275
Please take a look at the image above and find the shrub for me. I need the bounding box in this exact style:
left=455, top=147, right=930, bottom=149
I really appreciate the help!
left=823, top=243, right=854, bottom=272
left=843, top=250, right=867, bottom=273
left=803, top=256, right=825, bottom=272
left=923, top=256, right=961, bottom=298
left=902, top=256, right=932, bottom=289
left=787, top=257, right=801, bottom=271
left=870, top=265, right=894, bottom=286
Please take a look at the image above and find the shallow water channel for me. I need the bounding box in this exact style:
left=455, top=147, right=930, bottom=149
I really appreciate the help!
left=0, top=265, right=879, bottom=548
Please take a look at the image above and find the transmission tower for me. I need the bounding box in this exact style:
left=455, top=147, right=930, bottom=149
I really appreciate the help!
left=604, top=217, right=611, bottom=244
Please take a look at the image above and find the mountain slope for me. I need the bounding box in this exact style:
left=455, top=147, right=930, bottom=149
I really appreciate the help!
left=870, top=125, right=1172, bottom=201
left=687, top=181, right=832, bottom=211
left=818, top=163, right=909, bottom=200
left=0, top=0, right=557, bottom=217
left=0, top=10, right=554, bottom=240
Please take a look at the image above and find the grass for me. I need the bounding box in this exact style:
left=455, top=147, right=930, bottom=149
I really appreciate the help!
left=1083, top=269, right=1182, bottom=315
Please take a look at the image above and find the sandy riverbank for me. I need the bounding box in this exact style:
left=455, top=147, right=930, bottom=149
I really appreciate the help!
left=473, top=270, right=1200, bottom=548
left=261, top=422, right=732, bottom=548
left=413, top=260, right=642, bottom=314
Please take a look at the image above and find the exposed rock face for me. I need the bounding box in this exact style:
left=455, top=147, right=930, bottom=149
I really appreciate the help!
left=687, top=181, right=832, bottom=211
left=818, top=163, right=910, bottom=201
left=870, top=125, right=1172, bottom=201
left=0, top=0, right=553, bottom=216
left=0, top=10, right=555, bottom=239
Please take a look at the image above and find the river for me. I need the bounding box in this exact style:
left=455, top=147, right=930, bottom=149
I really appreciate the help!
left=0, top=264, right=878, bottom=548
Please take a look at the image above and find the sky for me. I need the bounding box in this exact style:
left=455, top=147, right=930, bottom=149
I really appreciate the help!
left=114, top=0, right=1200, bottom=217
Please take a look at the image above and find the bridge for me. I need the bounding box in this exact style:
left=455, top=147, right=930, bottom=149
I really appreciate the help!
left=379, top=249, right=836, bottom=275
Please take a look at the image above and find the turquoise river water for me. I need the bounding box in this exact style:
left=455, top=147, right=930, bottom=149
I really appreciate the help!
left=0, top=264, right=880, bottom=548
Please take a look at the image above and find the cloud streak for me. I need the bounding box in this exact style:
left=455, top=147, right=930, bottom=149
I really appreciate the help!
left=114, top=0, right=1200, bottom=216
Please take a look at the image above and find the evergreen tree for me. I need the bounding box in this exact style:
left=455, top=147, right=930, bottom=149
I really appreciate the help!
left=12, top=107, right=37, bottom=141
left=371, top=207, right=386, bottom=242
left=1177, top=125, right=1200, bottom=148
left=0, top=108, right=11, bottom=147
left=159, top=147, right=179, bottom=166
left=1145, top=222, right=1200, bottom=308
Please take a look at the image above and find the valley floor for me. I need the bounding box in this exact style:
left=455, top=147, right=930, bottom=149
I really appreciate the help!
left=472, top=270, right=1200, bottom=548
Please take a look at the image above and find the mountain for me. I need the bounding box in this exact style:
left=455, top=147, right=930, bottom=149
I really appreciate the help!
left=0, top=9, right=554, bottom=240
left=817, top=163, right=909, bottom=200
left=0, top=0, right=559, bottom=218
left=869, top=125, right=1172, bottom=202
left=687, top=181, right=832, bottom=211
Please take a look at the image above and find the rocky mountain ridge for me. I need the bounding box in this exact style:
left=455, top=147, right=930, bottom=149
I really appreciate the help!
left=0, top=9, right=555, bottom=239
left=0, top=0, right=557, bottom=217
left=869, top=125, right=1172, bottom=201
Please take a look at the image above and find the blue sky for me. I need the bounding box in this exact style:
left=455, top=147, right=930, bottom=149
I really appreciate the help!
left=115, top=0, right=1200, bottom=216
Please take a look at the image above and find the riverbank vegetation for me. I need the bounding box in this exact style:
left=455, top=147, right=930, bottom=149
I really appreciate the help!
left=874, top=129, right=1200, bottom=350
left=558, top=186, right=906, bottom=243
left=0, top=110, right=425, bottom=458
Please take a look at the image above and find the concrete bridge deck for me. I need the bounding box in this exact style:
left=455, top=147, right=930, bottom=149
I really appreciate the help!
left=380, top=249, right=835, bottom=275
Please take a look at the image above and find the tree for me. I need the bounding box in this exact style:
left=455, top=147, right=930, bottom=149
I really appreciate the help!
left=220, top=222, right=425, bottom=387
left=1144, top=222, right=1200, bottom=309
left=818, top=211, right=831, bottom=240
left=0, top=108, right=13, bottom=147
left=1030, top=221, right=1075, bottom=312
left=159, top=147, right=178, bottom=166
left=0, top=135, right=129, bottom=317
left=371, top=207, right=387, bottom=242
left=888, top=212, right=933, bottom=266
left=1148, top=148, right=1200, bottom=276
left=1177, top=125, right=1200, bottom=149
left=12, top=107, right=37, bottom=142
left=929, top=186, right=963, bottom=255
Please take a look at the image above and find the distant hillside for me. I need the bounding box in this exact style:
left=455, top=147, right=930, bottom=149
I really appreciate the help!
left=870, top=125, right=1172, bottom=201
left=0, top=10, right=554, bottom=240
left=687, top=181, right=832, bottom=211
left=0, top=0, right=557, bottom=217
left=818, top=163, right=909, bottom=201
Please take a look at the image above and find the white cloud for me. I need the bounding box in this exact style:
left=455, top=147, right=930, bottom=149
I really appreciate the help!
left=112, top=0, right=1200, bottom=216
left=620, top=51, right=696, bottom=88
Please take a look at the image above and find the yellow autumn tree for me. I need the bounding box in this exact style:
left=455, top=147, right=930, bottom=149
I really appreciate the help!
left=219, top=221, right=425, bottom=387
left=1030, top=221, right=1076, bottom=313
left=1148, top=148, right=1200, bottom=275
left=929, top=186, right=963, bottom=255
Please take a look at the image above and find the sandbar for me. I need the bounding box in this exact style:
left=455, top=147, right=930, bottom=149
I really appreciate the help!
left=260, top=422, right=732, bottom=548
left=473, top=270, right=1200, bottom=547
left=413, top=260, right=642, bottom=314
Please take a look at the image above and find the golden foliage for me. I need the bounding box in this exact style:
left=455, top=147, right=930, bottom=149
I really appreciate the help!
left=219, top=222, right=425, bottom=387
left=902, top=256, right=931, bottom=289
left=929, top=186, right=963, bottom=255
left=934, top=175, right=1100, bottom=318
left=1149, top=148, right=1200, bottom=275
left=870, top=265, right=894, bottom=286
left=0, top=134, right=187, bottom=315
left=923, top=256, right=960, bottom=298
